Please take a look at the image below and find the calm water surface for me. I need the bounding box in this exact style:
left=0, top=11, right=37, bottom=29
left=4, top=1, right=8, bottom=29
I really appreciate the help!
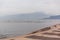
left=0, top=19, right=60, bottom=37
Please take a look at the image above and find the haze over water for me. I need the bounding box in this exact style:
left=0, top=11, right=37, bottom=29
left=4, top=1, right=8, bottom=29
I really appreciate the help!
left=0, top=19, right=60, bottom=37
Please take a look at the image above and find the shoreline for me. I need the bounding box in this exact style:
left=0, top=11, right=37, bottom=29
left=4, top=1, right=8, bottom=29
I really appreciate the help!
left=1, top=24, right=60, bottom=40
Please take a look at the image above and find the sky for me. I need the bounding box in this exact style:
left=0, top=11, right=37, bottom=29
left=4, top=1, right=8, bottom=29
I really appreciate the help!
left=0, top=0, right=60, bottom=16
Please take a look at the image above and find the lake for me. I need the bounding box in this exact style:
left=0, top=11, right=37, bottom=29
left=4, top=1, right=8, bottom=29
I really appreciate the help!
left=0, top=19, right=60, bottom=38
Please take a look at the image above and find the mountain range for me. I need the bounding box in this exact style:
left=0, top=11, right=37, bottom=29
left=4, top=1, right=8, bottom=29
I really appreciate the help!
left=0, top=12, right=49, bottom=20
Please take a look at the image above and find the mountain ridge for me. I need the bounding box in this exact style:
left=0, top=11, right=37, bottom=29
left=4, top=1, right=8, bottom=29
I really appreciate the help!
left=45, top=15, right=60, bottom=19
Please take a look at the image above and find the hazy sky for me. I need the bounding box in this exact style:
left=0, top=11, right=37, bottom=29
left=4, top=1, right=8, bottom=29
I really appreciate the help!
left=0, top=0, right=60, bottom=16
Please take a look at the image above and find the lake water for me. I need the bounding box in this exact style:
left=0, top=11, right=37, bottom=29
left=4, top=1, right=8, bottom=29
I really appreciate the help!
left=0, top=19, right=60, bottom=38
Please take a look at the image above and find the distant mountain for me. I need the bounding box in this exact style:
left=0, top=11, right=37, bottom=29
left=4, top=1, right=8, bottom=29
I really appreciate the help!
left=0, top=12, right=49, bottom=20
left=45, top=15, right=60, bottom=19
